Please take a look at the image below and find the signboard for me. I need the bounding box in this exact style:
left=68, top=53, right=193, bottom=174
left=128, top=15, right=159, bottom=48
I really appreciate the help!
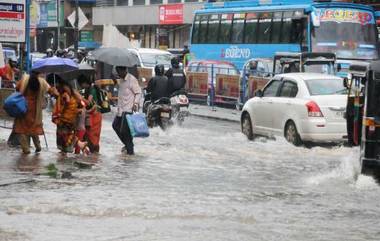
left=186, top=72, right=208, bottom=96
left=80, top=31, right=93, bottom=42
left=159, top=4, right=183, bottom=25
left=38, top=0, right=57, bottom=28
left=68, top=7, right=88, bottom=31
left=215, top=74, right=240, bottom=99
left=248, top=76, right=270, bottom=98
left=0, top=0, right=26, bottom=43
left=30, top=0, right=39, bottom=37
left=317, top=8, right=375, bottom=25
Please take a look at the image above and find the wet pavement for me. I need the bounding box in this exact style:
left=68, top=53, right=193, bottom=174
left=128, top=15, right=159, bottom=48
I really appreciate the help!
left=0, top=112, right=380, bottom=241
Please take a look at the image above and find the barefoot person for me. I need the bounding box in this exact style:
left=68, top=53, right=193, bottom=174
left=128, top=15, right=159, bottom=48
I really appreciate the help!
left=14, top=71, right=57, bottom=154
left=52, top=79, right=87, bottom=154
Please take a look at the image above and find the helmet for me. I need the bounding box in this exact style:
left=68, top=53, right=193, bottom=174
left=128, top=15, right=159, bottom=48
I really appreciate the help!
left=56, top=49, right=65, bottom=57
left=171, top=57, right=179, bottom=68
left=154, top=64, right=165, bottom=76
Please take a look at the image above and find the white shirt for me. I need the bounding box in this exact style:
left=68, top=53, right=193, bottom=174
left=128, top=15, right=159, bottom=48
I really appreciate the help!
left=116, top=73, right=142, bottom=116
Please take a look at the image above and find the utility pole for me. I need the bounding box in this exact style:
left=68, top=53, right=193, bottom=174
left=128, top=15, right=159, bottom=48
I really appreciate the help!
left=74, top=0, right=79, bottom=55
left=57, top=0, right=60, bottom=50
left=26, top=0, right=31, bottom=73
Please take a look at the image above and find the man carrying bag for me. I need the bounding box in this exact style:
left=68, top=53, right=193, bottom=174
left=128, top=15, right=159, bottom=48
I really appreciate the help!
left=112, top=66, right=142, bottom=155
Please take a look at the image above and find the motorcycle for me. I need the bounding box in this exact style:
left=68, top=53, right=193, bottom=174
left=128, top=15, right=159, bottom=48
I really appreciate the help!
left=144, top=95, right=173, bottom=130
left=170, top=90, right=189, bottom=124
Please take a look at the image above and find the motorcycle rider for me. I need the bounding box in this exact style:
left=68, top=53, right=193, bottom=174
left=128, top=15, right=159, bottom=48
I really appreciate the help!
left=46, top=48, right=54, bottom=58
left=165, top=57, right=186, bottom=95
left=146, top=64, right=170, bottom=102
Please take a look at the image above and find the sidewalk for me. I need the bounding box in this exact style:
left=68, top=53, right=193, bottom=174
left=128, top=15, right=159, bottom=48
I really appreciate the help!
left=189, top=104, right=241, bottom=123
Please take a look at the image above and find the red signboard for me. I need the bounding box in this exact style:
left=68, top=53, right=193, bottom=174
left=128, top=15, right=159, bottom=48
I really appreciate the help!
left=159, top=4, right=183, bottom=25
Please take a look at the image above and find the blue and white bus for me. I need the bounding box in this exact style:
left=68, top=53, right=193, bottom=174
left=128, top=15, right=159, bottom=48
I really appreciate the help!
left=190, top=0, right=380, bottom=70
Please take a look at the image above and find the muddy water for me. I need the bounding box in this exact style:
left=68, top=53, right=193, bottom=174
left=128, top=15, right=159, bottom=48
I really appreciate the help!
left=0, top=114, right=379, bottom=241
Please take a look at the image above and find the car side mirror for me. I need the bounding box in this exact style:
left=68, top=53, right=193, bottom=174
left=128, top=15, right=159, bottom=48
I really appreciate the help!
left=255, top=89, right=263, bottom=97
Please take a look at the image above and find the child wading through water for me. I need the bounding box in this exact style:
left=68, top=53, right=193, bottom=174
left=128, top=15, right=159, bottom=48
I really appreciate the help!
left=52, top=79, right=87, bottom=154
left=77, top=75, right=102, bottom=153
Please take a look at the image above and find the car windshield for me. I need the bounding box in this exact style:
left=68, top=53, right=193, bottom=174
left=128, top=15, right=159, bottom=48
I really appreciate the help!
left=303, top=62, right=335, bottom=75
left=140, top=53, right=172, bottom=68
left=312, top=8, right=378, bottom=60
left=304, top=78, right=347, bottom=95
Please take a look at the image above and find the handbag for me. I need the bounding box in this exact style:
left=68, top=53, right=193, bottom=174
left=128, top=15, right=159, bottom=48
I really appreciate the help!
left=3, top=92, right=27, bottom=118
left=126, top=113, right=150, bottom=138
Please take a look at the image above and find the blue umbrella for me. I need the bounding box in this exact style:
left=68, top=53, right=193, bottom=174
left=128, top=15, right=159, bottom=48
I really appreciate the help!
left=32, top=56, right=78, bottom=73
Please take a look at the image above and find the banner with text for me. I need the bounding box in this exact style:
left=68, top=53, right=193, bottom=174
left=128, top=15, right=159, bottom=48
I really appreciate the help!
left=186, top=72, right=208, bottom=97
left=215, top=74, right=240, bottom=99
left=0, top=0, right=26, bottom=42
left=159, top=4, right=183, bottom=25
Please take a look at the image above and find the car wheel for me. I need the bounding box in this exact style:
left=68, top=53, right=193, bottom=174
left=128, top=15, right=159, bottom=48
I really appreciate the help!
left=242, top=113, right=254, bottom=140
left=285, top=121, right=302, bottom=146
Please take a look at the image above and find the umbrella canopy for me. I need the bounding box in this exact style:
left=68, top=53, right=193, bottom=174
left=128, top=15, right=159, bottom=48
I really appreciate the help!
left=32, top=56, right=78, bottom=73
left=58, top=62, right=95, bottom=81
left=92, top=47, right=139, bottom=67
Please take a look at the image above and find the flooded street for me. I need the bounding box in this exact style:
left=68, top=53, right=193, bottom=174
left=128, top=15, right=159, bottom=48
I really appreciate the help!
left=1, top=114, right=380, bottom=241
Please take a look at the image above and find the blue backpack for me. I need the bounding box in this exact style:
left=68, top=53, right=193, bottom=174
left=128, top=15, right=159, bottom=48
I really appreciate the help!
left=3, top=92, right=27, bottom=118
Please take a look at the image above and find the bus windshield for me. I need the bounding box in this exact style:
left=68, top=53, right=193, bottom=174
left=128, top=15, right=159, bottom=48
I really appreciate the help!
left=312, top=8, right=378, bottom=60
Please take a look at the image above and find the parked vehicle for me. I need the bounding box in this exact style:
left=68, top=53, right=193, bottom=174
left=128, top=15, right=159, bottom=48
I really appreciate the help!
left=129, top=48, right=173, bottom=69
left=2, top=47, right=17, bottom=63
left=170, top=90, right=189, bottom=124
left=241, top=73, right=347, bottom=145
left=144, top=97, right=173, bottom=130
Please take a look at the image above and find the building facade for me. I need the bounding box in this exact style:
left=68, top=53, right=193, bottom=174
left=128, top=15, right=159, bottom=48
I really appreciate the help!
left=92, top=0, right=206, bottom=49
left=31, top=0, right=97, bottom=53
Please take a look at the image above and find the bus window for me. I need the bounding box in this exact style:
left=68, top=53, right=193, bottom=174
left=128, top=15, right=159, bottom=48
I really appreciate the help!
left=257, top=12, right=273, bottom=44
left=192, top=15, right=201, bottom=44
left=272, top=11, right=283, bottom=43
left=231, top=13, right=245, bottom=44
left=207, top=14, right=220, bottom=44
left=199, top=15, right=209, bottom=44
left=244, top=12, right=258, bottom=44
left=281, top=12, right=293, bottom=43
left=219, top=13, right=233, bottom=43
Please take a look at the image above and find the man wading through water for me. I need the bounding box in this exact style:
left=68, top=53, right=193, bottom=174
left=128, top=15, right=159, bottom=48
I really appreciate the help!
left=112, top=66, right=141, bottom=155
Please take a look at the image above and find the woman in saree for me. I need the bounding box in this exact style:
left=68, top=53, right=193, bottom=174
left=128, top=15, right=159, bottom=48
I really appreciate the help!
left=77, top=75, right=102, bottom=153
left=52, top=79, right=87, bottom=154
left=14, top=71, right=57, bottom=154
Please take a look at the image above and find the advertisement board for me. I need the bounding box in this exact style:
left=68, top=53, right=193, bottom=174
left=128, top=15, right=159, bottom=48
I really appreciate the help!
left=38, top=0, right=57, bottom=28
left=215, top=74, right=240, bottom=99
left=186, top=72, right=208, bottom=96
left=159, top=4, right=183, bottom=25
left=0, top=0, right=26, bottom=43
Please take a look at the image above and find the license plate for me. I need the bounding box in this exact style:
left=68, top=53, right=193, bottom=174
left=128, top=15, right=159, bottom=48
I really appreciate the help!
left=160, top=112, right=170, bottom=118
left=180, top=107, right=188, bottom=111
left=335, top=111, right=345, bottom=118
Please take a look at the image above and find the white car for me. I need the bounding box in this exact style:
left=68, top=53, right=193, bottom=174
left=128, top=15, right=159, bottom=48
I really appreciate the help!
left=241, top=73, right=347, bottom=145
left=128, top=48, right=173, bottom=70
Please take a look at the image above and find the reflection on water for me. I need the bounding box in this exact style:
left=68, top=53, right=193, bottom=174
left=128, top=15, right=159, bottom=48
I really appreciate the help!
left=0, top=116, right=380, bottom=241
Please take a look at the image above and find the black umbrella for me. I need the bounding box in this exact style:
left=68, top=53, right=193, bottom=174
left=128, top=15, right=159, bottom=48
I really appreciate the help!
left=91, top=47, right=139, bottom=67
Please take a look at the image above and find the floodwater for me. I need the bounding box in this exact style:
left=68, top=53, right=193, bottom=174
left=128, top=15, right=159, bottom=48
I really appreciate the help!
left=0, top=114, right=379, bottom=241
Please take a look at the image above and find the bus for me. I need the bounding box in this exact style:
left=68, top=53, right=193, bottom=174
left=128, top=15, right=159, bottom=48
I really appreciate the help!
left=190, top=0, right=380, bottom=71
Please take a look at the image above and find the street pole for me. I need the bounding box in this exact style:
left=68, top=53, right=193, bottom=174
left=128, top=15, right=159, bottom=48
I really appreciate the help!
left=26, top=0, right=31, bottom=73
left=74, top=0, right=79, bottom=55
left=57, top=0, right=60, bottom=50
